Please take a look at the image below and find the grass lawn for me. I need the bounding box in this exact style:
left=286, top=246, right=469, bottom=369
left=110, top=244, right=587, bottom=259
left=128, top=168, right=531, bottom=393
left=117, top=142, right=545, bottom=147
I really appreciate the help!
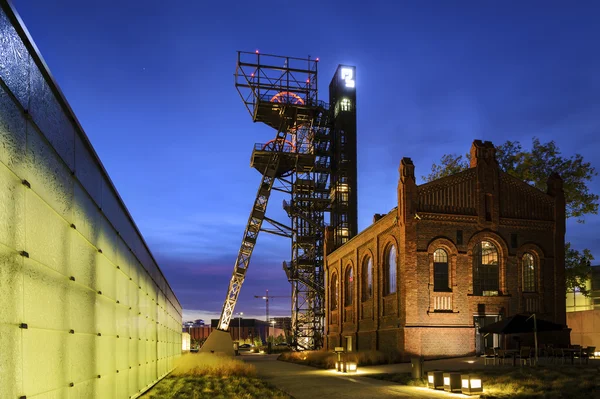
left=141, top=353, right=291, bottom=399
left=367, top=365, right=600, bottom=398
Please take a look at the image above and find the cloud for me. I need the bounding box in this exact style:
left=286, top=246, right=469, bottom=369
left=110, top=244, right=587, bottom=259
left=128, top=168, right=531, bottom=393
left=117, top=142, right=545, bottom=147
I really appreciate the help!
left=155, top=249, right=293, bottom=320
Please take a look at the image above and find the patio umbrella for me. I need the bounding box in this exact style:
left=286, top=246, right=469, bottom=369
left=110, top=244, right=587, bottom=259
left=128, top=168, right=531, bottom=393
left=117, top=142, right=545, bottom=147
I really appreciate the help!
left=478, top=314, right=565, bottom=334
left=479, top=314, right=567, bottom=364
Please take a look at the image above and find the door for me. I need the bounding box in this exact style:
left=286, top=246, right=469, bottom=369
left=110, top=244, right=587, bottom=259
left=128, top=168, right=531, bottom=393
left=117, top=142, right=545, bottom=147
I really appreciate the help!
left=474, top=316, right=499, bottom=355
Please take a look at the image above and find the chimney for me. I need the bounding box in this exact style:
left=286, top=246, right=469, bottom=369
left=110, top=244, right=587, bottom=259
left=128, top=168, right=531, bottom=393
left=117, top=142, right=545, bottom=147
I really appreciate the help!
left=470, top=140, right=497, bottom=168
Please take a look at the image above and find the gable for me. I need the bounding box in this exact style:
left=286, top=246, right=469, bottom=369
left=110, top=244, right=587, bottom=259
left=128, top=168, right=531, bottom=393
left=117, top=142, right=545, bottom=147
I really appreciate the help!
left=417, top=168, right=477, bottom=215
left=499, top=172, right=554, bottom=220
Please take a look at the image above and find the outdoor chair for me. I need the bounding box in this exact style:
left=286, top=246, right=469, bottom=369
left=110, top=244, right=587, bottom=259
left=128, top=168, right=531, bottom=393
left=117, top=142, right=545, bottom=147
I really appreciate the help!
left=546, top=347, right=555, bottom=364
left=484, top=347, right=496, bottom=365
left=576, top=347, right=590, bottom=365
left=496, top=349, right=510, bottom=366
left=588, top=346, right=596, bottom=359
left=554, top=348, right=566, bottom=365
left=538, top=343, right=547, bottom=358
left=519, top=347, right=532, bottom=366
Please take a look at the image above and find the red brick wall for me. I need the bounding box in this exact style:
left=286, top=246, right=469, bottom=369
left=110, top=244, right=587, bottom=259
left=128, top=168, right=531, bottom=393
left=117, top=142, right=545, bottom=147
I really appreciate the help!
left=324, top=140, right=567, bottom=358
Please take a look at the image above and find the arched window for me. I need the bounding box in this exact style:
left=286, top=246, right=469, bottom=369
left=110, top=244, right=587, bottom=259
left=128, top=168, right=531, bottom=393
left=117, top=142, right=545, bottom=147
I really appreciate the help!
left=433, top=249, right=450, bottom=292
left=330, top=273, right=338, bottom=310
left=523, top=253, right=536, bottom=292
left=362, top=256, right=373, bottom=301
left=385, top=245, right=397, bottom=295
left=345, top=266, right=354, bottom=306
left=473, top=241, right=499, bottom=296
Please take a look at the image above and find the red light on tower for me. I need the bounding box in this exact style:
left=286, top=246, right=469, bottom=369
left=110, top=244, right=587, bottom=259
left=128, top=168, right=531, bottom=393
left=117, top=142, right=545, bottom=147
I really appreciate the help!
left=306, top=79, right=310, bottom=83
left=316, top=57, right=319, bottom=62
left=255, top=49, right=259, bottom=54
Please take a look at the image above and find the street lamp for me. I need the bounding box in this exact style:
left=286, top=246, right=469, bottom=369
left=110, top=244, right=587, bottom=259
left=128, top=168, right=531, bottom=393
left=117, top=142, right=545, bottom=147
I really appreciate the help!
left=237, top=312, right=244, bottom=342
left=270, top=320, right=276, bottom=341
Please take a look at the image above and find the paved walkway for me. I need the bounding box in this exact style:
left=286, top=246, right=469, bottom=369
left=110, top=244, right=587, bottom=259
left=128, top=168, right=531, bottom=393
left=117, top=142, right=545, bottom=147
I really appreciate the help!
left=243, top=353, right=600, bottom=398
left=242, top=353, right=475, bottom=399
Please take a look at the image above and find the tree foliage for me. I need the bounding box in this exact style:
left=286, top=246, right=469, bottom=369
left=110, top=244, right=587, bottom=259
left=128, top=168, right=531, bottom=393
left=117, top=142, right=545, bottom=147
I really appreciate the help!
left=565, top=242, right=595, bottom=296
left=423, top=153, right=470, bottom=181
left=424, top=138, right=598, bottom=222
left=424, top=138, right=598, bottom=294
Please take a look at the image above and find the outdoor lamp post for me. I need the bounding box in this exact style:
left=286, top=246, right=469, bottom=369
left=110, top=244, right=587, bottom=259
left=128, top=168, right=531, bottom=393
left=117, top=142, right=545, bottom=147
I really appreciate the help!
left=461, top=374, right=483, bottom=395
left=237, top=312, right=243, bottom=342
left=443, top=372, right=461, bottom=393
left=427, top=371, right=444, bottom=390
left=270, top=320, right=275, bottom=339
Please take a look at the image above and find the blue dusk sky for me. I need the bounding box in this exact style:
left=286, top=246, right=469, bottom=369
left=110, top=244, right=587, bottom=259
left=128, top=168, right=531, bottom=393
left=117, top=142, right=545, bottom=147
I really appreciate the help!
left=14, top=0, right=600, bottom=322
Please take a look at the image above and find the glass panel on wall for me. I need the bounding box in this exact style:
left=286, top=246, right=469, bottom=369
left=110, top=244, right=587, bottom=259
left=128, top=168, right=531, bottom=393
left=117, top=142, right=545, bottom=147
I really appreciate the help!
left=473, top=241, right=499, bottom=296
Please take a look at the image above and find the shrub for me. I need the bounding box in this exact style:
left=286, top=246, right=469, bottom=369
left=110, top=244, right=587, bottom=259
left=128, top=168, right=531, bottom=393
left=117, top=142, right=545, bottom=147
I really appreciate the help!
left=172, top=352, right=256, bottom=377
left=278, top=349, right=401, bottom=368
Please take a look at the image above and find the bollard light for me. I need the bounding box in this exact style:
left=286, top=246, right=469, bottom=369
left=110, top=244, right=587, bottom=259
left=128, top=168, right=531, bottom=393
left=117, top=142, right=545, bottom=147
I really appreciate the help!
left=443, top=372, right=461, bottom=393
left=427, top=371, right=444, bottom=390
left=461, top=374, right=483, bottom=395
left=346, top=362, right=358, bottom=372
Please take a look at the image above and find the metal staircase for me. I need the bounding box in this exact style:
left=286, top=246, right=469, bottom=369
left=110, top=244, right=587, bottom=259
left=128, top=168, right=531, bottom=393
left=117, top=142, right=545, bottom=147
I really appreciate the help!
left=214, top=52, right=329, bottom=351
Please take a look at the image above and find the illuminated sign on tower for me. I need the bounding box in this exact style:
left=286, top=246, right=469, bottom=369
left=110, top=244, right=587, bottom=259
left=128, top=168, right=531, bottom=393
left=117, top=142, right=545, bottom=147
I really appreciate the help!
left=340, top=67, right=355, bottom=88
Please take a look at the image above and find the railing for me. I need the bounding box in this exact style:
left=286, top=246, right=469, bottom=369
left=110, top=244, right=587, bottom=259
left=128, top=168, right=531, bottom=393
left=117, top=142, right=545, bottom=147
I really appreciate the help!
left=253, top=141, right=314, bottom=154
left=432, top=293, right=453, bottom=311
left=524, top=296, right=540, bottom=313
left=257, top=93, right=329, bottom=109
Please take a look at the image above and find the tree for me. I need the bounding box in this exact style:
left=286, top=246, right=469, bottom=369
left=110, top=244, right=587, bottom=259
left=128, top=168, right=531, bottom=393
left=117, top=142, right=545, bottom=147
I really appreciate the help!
left=424, top=138, right=598, bottom=294
left=565, top=242, right=595, bottom=296
left=424, top=153, right=470, bottom=181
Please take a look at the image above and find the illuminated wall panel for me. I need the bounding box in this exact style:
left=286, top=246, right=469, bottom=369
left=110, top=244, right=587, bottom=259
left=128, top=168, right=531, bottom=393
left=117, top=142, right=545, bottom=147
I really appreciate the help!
left=0, top=2, right=182, bottom=398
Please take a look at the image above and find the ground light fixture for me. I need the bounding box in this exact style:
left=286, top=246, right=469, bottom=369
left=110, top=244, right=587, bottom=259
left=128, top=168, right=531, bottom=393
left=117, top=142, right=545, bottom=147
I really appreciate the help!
left=461, top=374, right=483, bottom=395
left=443, top=372, right=461, bottom=393
left=427, top=371, right=444, bottom=389
left=346, top=361, right=358, bottom=372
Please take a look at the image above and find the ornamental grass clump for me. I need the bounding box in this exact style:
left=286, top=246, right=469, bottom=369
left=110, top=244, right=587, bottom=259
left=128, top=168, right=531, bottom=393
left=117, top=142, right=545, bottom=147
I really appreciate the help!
left=278, top=349, right=401, bottom=368
left=171, top=352, right=256, bottom=377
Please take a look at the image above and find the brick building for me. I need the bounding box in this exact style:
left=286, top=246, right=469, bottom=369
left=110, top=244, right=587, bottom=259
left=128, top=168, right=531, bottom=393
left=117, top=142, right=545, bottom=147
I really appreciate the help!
left=324, top=140, right=568, bottom=359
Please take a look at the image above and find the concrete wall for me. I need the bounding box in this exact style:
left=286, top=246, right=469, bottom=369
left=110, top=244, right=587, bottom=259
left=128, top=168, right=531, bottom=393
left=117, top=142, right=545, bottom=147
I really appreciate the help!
left=0, top=2, right=182, bottom=398
left=567, top=310, right=600, bottom=349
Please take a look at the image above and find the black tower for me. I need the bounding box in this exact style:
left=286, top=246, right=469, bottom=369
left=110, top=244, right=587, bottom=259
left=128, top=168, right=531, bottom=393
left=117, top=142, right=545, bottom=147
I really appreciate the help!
left=329, top=65, right=358, bottom=249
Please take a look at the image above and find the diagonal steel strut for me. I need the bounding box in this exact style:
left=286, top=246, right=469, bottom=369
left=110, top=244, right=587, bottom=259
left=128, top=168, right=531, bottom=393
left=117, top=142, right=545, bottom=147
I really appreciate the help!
left=216, top=107, right=292, bottom=331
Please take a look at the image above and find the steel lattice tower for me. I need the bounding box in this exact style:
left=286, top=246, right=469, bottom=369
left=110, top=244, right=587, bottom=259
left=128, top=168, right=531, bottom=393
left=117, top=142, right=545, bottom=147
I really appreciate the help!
left=206, top=51, right=356, bottom=351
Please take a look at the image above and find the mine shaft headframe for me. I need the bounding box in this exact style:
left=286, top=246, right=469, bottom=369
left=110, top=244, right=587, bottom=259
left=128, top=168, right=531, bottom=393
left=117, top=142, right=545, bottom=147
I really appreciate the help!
left=235, top=51, right=321, bottom=129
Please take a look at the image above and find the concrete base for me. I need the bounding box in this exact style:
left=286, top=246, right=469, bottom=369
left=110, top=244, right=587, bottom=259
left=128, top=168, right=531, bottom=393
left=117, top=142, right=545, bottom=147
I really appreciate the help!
left=199, top=329, right=235, bottom=356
